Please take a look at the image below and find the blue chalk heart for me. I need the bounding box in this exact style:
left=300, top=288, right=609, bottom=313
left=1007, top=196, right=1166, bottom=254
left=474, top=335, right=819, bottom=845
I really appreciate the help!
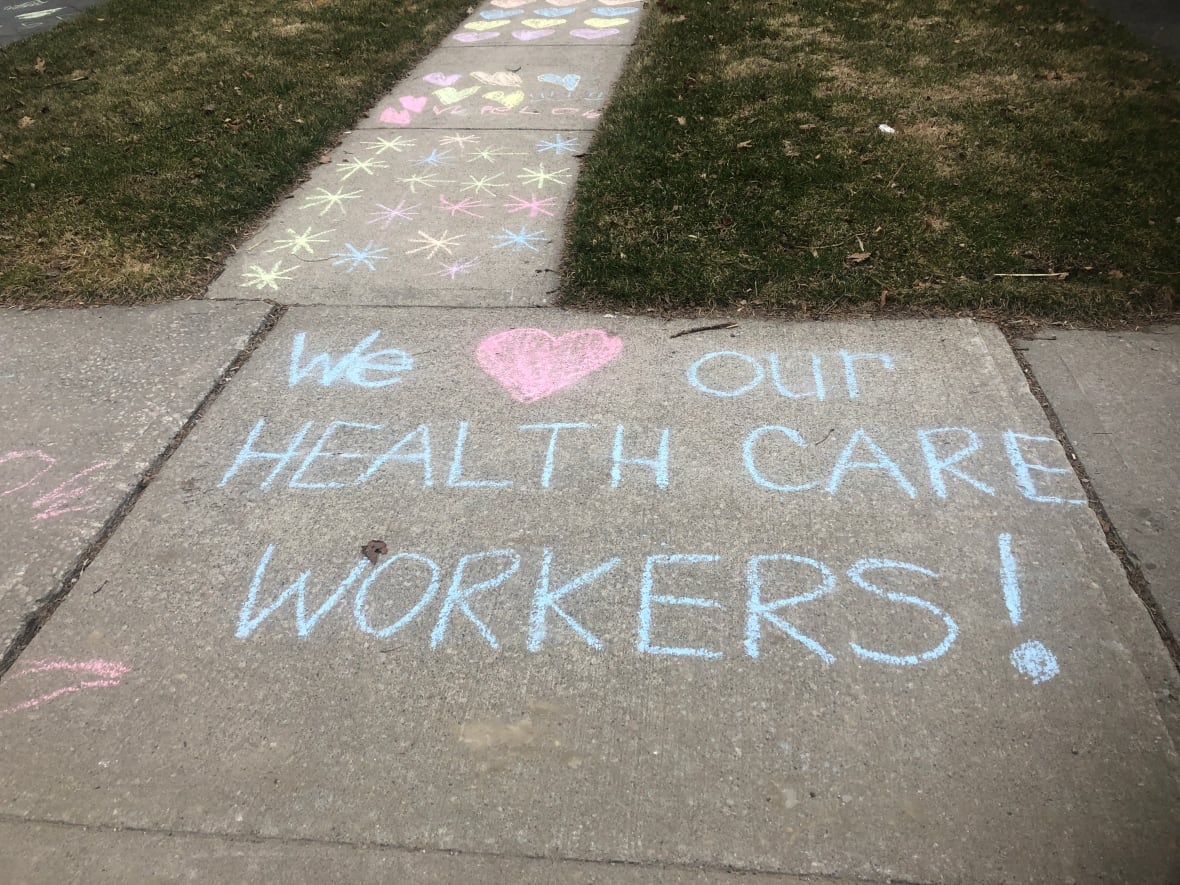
left=592, top=5, right=637, bottom=13
left=533, top=6, right=576, bottom=15
left=538, top=73, right=581, bottom=92
left=480, top=7, right=523, bottom=18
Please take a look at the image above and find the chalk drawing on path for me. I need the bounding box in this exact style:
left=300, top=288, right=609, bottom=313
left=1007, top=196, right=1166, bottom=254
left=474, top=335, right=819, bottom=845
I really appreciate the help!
left=239, top=133, right=574, bottom=295
left=476, top=328, right=623, bottom=402
left=0, top=660, right=131, bottom=717
left=1, top=450, right=116, bottom=521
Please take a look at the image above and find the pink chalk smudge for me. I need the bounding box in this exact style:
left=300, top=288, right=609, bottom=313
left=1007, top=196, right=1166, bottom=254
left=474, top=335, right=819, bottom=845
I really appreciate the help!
left=399, top=95, right=428, bottom=113
left=380, top=107, right=413, bottom=125
left=452, top=31, right=499, bottom=42
left=0, top=659, right=131, bottom=717
left=570, top=27, right=619, bottom=38
left=512, top=28, right=554, bottom=40
left=476, top=328, right=623, bottom=403
left=0, top=450, right=56, bottom=497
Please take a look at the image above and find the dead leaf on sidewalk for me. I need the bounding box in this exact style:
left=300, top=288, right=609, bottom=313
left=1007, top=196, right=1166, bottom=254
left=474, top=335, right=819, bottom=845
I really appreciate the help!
left=18, top=116, right=34, bottom=128
left=361, top=539, right=388, bottom=564
left=846, top=251, right=872, bottom=264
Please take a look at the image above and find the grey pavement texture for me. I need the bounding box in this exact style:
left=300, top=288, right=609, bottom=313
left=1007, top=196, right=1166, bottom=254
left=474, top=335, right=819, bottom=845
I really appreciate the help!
left=1022, top=327, right=1180, bottom=635
left=0, top=301, right=272, bottom=662
left=1, top=311, right=1175, bottom=883
left=0, top=0, right=99, bottom=46
left=0, top=819, right=828, bottom=884
left=1086, top=0, right=1180, bottom=60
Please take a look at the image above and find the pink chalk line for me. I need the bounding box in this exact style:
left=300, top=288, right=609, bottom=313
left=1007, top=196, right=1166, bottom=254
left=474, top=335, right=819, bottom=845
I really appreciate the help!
left=0, top=659, right=131, bottom=716
left=476, top=328, right=623, bottom=403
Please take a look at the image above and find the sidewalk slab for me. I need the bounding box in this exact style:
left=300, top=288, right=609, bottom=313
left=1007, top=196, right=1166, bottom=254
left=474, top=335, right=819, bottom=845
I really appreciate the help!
left=208, top=130, right=580, bottom=307
left=355, top=46, right=631, bottom=131
left=1021, top=327, right=1180, bottom=634
left=445, top=0, right=641, bottom=49
left=0, top=302, right=271, bottom=661
left=0, top=0, right=95, bottom=46
left=0, top=819, right=825, bottom=884
left=0, top=313, right=1175, bottom=883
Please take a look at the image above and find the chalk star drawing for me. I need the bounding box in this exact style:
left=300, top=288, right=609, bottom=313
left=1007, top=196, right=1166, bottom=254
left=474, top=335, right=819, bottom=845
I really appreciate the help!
left=241, top=261, right=298, bottom=290
left=396, top=172, right=452, bottom=193
left=302, top=187, right=362, bottom=216
left=330, top=241, right=390, bottom=272
left=461, top=172, right=510, bottom=196
left=536, top=133, right=579, bottom=156
left=439, top=133, right=481, bottom=149
left=434, top=257, right=480, bottom=279
left=368, top=199, right=421, bottom=228
left=505, top=193, right=557, bottom=218
left=336, top=157, right=389, bottom=180
left=362, top=135, right=417, bottom=155
left=490, top=226, right=546, bottom=252
left=267, top=226, right=334, bottom=255
left=517, top=164, right=569, bottom=189
left=438, top=195, right=487, bottom=217
left=415, top=148, right=455, bottom=167
left=468, top=146, right=525, bottom=164
left=407, top=230, right=464, bottom=260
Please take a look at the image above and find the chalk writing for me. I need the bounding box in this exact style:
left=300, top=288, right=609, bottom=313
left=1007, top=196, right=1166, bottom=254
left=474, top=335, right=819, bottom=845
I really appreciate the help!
left=1, top=450, right=116, bottom=521
left=0, top=660, right=131, bottom=716
left=233, top=543, right=983, bottom=671
left=998, top=533, right=1059, bottom=682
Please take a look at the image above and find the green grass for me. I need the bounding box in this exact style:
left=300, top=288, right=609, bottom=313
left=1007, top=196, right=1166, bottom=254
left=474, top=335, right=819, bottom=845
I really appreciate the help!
left=0, top=0, right=471, bottom=304
left=562, top=0, right=1180, bottom=321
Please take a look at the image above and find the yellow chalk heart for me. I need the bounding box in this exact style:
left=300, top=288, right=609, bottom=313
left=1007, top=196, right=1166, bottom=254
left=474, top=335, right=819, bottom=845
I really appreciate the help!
left=522, top=17, right=563, bottom=26
left=464, top=20, right=503, bottom=30
left=434, top=85, right=481, bottom=105
left=471, top=70, right=523, bottom=87
left=483, top=89, right=525, bottom=108
left=583, top=16, right=628, bottom=26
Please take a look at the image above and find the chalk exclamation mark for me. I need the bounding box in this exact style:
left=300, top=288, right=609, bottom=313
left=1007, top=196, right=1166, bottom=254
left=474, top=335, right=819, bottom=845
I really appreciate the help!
left=999, top=533, right=1060, bottom=684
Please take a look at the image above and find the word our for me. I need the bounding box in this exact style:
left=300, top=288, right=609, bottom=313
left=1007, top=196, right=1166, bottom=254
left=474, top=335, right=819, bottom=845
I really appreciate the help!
left=0, top=659, right=131, bottom=717
left=217, top=417, right=1083, bottom=506
left=0, top=450, right=115, bottom=521
left=235, top=535, right=1057, bottom=682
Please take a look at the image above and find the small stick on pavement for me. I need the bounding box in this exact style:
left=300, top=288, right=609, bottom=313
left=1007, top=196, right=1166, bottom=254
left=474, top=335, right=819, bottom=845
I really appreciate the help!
left=670, top=322, right=738, bottom=339
left=814, top=428, right=835, bottom=446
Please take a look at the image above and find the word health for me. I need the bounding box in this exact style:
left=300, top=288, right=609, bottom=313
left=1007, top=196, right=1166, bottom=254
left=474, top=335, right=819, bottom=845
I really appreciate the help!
left=217, top=417, right=1083, bottom=506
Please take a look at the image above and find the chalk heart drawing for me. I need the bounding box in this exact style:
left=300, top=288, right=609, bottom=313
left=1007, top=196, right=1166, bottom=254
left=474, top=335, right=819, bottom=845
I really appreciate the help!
left=477, top=329, right=624, bottom=403
left=536, top=5, right=576, bottom=15
left=464, top=19, right=504, bottom=31
left=381, top=107, right=413, bottom=125
left=0, top=659, right=131, bottom=717
left=483, top=89, right=525, bottom=108
left=539, top=73, right=581, bottom=91
left=424, top=72, right=461, bottom=86
left=400, top=95, right=428, bottom=113
left=473, top=70, right=523, bottom=87
left=583, top=15, right=629, bottom=26
left=453, top=30, right=500, bottom=42
left=492, top=0, right=529, bottom=7
left=522, top=16, right=564, bottom=26
left=513, top=28, right=553, bottom=40
left=435, top=85, right=481, bottom=105
left=570, top=26, right=618, bottom=38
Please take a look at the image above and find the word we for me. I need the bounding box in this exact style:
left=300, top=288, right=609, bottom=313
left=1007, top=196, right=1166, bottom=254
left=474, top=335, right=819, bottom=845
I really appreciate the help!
left=0, top=450, right=115, bottom=521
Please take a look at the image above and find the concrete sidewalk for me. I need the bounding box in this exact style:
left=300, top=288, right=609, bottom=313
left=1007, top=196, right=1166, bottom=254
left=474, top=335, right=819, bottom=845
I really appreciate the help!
left=0, top=0, right=1177, bottom=882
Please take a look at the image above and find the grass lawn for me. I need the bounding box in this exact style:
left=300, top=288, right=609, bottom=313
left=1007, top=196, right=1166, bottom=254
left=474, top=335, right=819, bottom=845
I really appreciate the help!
left=0, top=0, right=471, bottom=305
left=561, top=0, right=1180, bottom=322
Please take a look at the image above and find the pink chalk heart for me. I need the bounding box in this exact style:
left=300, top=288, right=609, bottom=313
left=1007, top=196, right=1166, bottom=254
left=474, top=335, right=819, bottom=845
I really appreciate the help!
left=453, top=30, right=500, bottom=42
left=493, top=0, right=530, bottom=6
left=570, top=26, right=619, bottom=38
left=513, top=27, right=554, bottom=39
left=477, top=329, right=623, bottom=403
left=0, top=659, right=131, bottom=717
left=399, top=95, right=428, bottom=113
left=424, top=72, right=461, bottom=86
left=380, top=107, right=413, bottom=125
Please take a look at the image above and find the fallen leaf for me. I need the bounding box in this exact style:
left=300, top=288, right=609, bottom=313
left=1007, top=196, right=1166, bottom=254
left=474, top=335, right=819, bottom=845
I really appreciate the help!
left=18, top=116, right=34, bottom=128
left=34, top=57, right=45, bottom=74
left=736, top=140, right=752, bottom=148
left=676, top=116, right=686, bottom=126
left=361, top=540, right=388, bottom=564
left=846, top=251, right=872, bottom=263
left=319, top=154, right=332, bottom=164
